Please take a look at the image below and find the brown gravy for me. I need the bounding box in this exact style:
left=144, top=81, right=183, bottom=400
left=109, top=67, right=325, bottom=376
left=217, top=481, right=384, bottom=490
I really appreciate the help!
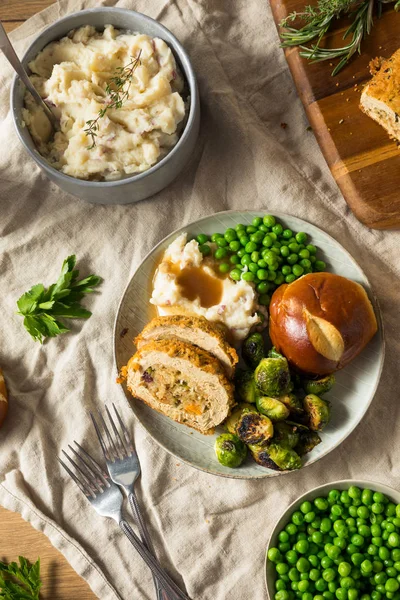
left=168, top=262, right=224, bottom=308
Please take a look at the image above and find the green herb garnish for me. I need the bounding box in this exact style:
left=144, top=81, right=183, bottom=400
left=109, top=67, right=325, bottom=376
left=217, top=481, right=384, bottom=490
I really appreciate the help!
left=84, top=50, right=142, bottom=149
left=280, top=0, right=400, bottom=76
left=0, top=556, right=41, bottom=599
left=17, top=255, right=102, bottom=343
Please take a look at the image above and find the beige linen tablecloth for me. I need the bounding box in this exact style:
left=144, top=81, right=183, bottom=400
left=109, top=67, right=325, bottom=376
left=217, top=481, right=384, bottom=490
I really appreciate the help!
left=0, top=1, right=399, bottom=598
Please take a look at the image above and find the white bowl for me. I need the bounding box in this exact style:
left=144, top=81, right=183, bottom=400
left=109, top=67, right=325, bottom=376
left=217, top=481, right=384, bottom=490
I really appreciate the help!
left=265, top=479, right=400, bottom=598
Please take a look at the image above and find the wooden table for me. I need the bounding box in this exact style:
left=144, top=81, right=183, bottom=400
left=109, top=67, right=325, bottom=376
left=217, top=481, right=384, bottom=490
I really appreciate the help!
left=1, top=7, right=96, bottom=598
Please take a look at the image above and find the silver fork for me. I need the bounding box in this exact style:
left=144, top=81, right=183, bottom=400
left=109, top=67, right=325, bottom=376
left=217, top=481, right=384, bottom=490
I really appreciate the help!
left=59, top=443, right=191, bottom=600
left=90, top=405, right=183, bottom=600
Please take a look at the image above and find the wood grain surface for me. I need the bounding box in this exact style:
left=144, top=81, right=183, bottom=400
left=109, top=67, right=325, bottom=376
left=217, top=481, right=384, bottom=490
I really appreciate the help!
left=1, top=10, right=95, bottom=600
left=270, top=0, right=400, bottom=230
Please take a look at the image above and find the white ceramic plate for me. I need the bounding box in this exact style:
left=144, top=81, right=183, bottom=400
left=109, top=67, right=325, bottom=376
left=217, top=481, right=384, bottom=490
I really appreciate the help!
left=114, top=211, right=384, bottom=479
left=265, top=480, right=400, bottom=598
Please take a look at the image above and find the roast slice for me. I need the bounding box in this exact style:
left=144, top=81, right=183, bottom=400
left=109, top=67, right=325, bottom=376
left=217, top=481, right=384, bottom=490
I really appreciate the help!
left=135, top=315, right=238, bottom=378
left=126, top=339, right=235, bottom=434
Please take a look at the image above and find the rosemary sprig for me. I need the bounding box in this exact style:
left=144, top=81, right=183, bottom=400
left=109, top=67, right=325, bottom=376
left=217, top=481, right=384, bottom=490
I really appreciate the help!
left=84, top=50, right=142, bottom=149
left=280, top=0, right=400, bottom=76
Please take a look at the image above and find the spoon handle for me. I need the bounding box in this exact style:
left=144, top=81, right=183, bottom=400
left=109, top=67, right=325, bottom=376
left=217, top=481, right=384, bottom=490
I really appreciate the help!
left=0, top=20, right=58, bottom=129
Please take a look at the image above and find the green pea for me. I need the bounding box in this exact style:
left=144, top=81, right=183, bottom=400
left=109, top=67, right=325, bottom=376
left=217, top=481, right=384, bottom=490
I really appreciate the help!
left=379, top=547, right=390, bottom=560
left=276, top=580, right=287, bottom=591
left=357, top=505, right=370, bottom=519
left=306, top=244, right=317, bottom=255
left=296, top=232, right=308, bottom=244
left=351, top=535, right=364, bottom=547
left=276, top=591, right=290, bottom=600
left=237, top=248, right=246, bottom=258
left=340, top=577, right=354, bottom=590
left=269, top=232, right=278, bottom=241
left=386, top=580, right=400, bottom=593
left=263, top=235, right=273, bottom=248
left=268, top=271, right=277, bottom=281
left=370, top=593, right=381, bottom=600
left=310, top=569, right=320, bottom=582
left=279, top=542, right=291, bottom=553
left=323, top=569, right=336, bottom=582
left=336, top=588, right=348, bottom=600
left=241, top=271, right=255, bottom=282
left=373, top=561, right=384, bottom=573
left=240, top=254, right=251, bottom=266
left=199, top=243, right=211, bottom=256
left=275, top=273, right=285, bottom=285
left=340, top=491, right=351, bottom=505
left=387, top=567, right=398, bottom=577
left=339, top=563, right=352, bottom=577
left=246, top=225, right=257, bottom=234
left=297, top=558, right=311, bottom=573
left=361, top=559, right=373, bottom=574
left=224, top=229, right=237, bottom=243
left=298, top=249, right=310, bottom=260
left=250, top=231, right=264, bottom=244
left=229, top=240, right=241, bottom=252
left=372, top=503, right=385, bottom=515
left=285, top=274, right=296, bottom=284
left=244, top=241, right=256, bottom=254
left=347, top=589, right=358, bottom=600
left=296, top=540, right=310, bottom=554
left=374, top=572, right=388, bottom=585
left=288, top=242, right=300, bottom=253
left=219, top=262, right=230, bottom=274
left=215, top=237, right=228, bottom=248
left=367, top=545, right=378, bottom=556
left=248, top=262, right=259, bottom=273
left=305, top=512, right=317, bottom=524
left=258, top=259, right=268, bottom=269
left=263, top=215, right=276, bottom=227
left=313, top=531, right=324, bottom=544
left=235, top=224, right=246, bottom=232
left=215, top=247, right=228, bottom=260
left=287, top=253, right=299, bottom=265
left=321, top=557, right=333, bottom=570
left=277, top=561, right=289, bottom=574
left=230, top=268, right=242, bottom=281
left=259, top=224, right=269, bottom=233
left=211, top=233, right=222, bottom=242
left=386, top=504, right=397, bottom=518
left=334, top=538, right=346, bottom=550
left=239, top=235, right=250, bottom=247
left=292, top=264, right=304, bottom=277
left=351, top=554, right=364, bottom=567
left=196, top=233, right=209, bottom=244
left=281, top=245, right=290, bottom=258
left=389, top=533, right=400, bottom=548
left=230, top=254, right=240, bottom=265
left=256, top=281, right=269, bottom=294
left=286, top=523, right=298, bottom=536
left=257, top=269, right=268, bottom=281
left=298, top=580, right=310, bottom=593
left=327, top=546, right=341, bottom=560
left=289, top=568, right=300, bottom=582
left=252, top=217, right=263, bottom=227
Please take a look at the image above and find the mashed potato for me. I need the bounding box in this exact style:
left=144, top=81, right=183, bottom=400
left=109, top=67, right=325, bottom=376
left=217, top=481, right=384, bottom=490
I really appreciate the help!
left=151, top=234, right=267, bottom=341
left=23, top=25, right=186, bottom=180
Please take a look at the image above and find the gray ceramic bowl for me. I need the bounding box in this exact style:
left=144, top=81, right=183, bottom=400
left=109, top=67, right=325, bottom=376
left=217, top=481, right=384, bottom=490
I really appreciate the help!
left=265, top=479, right=400, bottom=598
left=10, top=8, right=200, bottom=204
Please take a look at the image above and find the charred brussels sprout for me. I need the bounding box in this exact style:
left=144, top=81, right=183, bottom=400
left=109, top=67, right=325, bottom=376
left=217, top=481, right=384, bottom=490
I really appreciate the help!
left=250, top=443, right=302, bottom=471
left=296, top=430, right=322, bottom=456
left=215, top=433, right=247, bottom=468
left=268, top=346, right=284, bottom=359
left=302, top=374, right=336, bottom=396
left=303, top=394, right=331, bottom=431
left=237, top=411, right=274, bottom=446
left=254, top=357, right=291, bottom=397
left=273, top=421, right=300, bottom=449
left=235, top=369, right=258, bottom=404
left=225, top=403, right=256, bottom=435
left=256, top=396, right=290, bottom=422
left=242, top=332, right=265, bottom=369
left=279, top=393, right=304, bottom=416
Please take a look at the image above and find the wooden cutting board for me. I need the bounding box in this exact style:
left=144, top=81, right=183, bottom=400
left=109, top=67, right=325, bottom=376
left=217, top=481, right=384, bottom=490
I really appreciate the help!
left=269, top=0, right=400, bottom=230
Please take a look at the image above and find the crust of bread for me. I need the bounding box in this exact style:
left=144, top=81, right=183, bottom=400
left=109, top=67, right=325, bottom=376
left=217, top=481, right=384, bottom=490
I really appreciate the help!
left=360, top=49, right=400, bottom=141
left=135, top=315, right=238, bottom=377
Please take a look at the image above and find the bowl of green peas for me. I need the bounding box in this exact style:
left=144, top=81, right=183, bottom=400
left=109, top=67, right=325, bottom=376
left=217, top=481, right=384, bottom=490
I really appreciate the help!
left=266, top=481, right=400, bottom=600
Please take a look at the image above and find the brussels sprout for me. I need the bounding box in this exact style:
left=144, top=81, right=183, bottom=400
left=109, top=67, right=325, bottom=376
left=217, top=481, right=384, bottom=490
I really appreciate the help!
left=302, top=374, right=336, bottom=396
left=254, top=357, right=291, bottom=397
left=225, top=403, right=256, bottom=435
left=273, top=421, right=300, bottom=449
left=279, top=393, right=304, bottom=416
left=303, top=394, right=331, bottom=431
left=242, top=332, right=265, bottom=369
left=296, top=430, right=322, bottom=456
left=215, top=433, right=247, bottom=468
left=250, top=443, right=302, bottom=471
left=268, top=346, right=284, bottom=359
left=235, top=369, right=258, bottom=404
left=256, top=396, right=290, bottom=422
left=237, top=411, right=274, bottom=446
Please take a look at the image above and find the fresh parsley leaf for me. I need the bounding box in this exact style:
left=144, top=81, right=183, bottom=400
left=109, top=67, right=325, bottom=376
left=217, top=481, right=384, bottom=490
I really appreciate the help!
left=0, top=557, right=41, bottom=600
left=17, top=256, right=102, bottom=343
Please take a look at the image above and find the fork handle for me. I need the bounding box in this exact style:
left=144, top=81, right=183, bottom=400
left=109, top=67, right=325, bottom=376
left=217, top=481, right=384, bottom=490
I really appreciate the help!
left=119, top=519, right=192, bottom=600
left=128, top=491, right=172, bottom=600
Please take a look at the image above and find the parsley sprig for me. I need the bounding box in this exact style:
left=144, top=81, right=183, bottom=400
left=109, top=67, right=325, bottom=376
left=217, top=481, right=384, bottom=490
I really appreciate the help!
left=16, top=255, right=102, bottom=343
left=280, top=0, right=400, bottom=76
left=0, top=556, right=41, bottom=599
left=84, top=50, right=142, bottom=149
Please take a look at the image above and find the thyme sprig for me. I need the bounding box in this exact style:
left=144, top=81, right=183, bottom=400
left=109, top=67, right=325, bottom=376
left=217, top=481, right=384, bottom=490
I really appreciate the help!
left=84, top=50, right=142, bottom=149
left=280, top=0, right=400, bottom=76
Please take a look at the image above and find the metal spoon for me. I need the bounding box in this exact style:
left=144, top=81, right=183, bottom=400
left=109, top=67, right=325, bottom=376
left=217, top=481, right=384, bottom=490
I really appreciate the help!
left=0, top=20, right=58, bottom=131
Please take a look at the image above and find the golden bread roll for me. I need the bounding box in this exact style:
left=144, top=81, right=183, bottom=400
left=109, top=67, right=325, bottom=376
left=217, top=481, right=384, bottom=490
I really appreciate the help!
left=269, top=273, right=378, bottom=376
left=0, top=368, right=8, bottom=429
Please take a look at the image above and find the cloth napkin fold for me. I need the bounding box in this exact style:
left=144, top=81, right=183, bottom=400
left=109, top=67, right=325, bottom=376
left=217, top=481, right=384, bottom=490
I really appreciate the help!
left=0, top=1, right=399, bottom=598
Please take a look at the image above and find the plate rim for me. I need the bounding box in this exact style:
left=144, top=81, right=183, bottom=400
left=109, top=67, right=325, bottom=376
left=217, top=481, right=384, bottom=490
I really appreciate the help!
left=113, top=209, right=385, bottom=480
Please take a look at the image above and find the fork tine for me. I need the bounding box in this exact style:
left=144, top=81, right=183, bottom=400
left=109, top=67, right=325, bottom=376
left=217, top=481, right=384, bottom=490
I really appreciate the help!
left=105, top=405, right=128, bottom=457
left=64, top=447, right=103, bottom=494
left=74, top=442, right=109, bottom=480
left=112, top=403, right=135, bottom=454
left=97, top=409, right=122, bottom=461
left=71, top=442, right=110, bottom=488
left=58, top=457, right=95, bottom=498
left=90, top=411, right=114, bottom=462
left=59, top=453, right=97, bottom=498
